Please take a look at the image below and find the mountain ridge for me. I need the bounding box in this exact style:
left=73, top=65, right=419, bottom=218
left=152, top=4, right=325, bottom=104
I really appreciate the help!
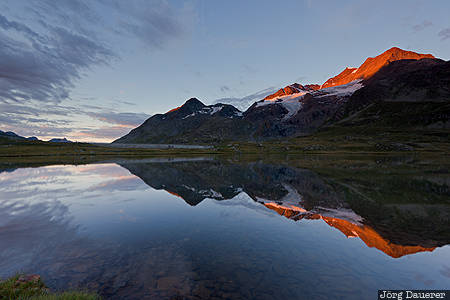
left=114, top=47, right=449, bottom=144
left=321, top=47, right=434, bottom=89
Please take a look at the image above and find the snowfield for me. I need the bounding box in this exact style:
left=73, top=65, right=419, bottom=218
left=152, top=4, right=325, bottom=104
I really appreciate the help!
left=182, top=105, right=242, bottom=119
left=315, top=80, right=363, bottom=98
left=256, top=91, right=308, bottom=120
left=254, top=80, right=364, bottom=120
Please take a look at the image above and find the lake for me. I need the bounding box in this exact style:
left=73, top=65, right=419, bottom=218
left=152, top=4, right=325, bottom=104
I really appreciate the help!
left=0, top=156, right=449, bottom=299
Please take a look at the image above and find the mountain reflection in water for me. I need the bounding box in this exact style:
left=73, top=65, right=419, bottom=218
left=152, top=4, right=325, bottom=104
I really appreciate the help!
left=120, top=159, right=450, bottom=258
left=264, top=202, right=435, bottom=258
left=0, top=157, right=449, bottom=300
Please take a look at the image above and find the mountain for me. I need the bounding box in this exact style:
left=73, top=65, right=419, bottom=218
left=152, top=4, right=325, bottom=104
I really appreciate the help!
left=0, top=131, right=74, bottom=143
left=321, top=47, right=434, bottom=89
left=115, top=47, right=449, bottom=144
left=0, top=130, right=24, bottom=140
left=244, top=80, right=364, bottom=137
left=113, top=98, right=250, bottom=144
left=334, top=57, right=450, bottom=129
left=115, top=81, right=365, bottom=143
left=264, top=83, right=320, bottom=100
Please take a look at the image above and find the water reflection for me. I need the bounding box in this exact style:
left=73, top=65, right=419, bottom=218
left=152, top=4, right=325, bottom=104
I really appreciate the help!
left=0, top=158, right=449, bottom=299
left=120, top=159, right=450, bottom=256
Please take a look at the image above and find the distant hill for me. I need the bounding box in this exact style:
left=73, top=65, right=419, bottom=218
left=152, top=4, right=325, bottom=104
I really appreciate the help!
left=0, top=131, right=74, bottom=144
left=48, top=138, right=72, bottom=143
left=0, top=130, right=39, bottom=141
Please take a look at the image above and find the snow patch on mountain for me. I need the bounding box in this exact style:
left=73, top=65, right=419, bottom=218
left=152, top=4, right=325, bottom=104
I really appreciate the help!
left=182, top=184, right=224, bottom=199
left=256, top=91, right=308, bottom=120
left=315, top=207, right=363, bottom=225
left=182, top=105, right=224, bottom=119
left=315, top=80, right=363, bottom=98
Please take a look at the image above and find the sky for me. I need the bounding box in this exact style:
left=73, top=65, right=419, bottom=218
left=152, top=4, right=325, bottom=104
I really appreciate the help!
left=1, top=0, right=449, bottom=142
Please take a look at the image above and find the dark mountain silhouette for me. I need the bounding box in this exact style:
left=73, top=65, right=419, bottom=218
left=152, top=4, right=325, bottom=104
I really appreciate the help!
left=0, top=130, right=39, bottom=141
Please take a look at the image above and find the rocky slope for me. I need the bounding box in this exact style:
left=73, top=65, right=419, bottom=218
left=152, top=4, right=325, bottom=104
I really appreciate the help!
left=115, top=47, right=448, bottom=144
left=333, top=58, right=450, bottom=129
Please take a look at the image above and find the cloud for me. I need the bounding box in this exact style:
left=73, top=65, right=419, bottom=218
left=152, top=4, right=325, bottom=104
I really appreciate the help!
left=0, top=13, right=114, bottom=104
left=0, top=0, right=191, bottom=141
left=87, top=111, right=150, bottom=127
left=0, top=101, right=149, bottom=141
left=438, top=28, right=450, bottom=40
left=28, top=0, right=189, bottom=49
left=220, top=85, right=231, bottom=93
left=77, top=126, right=135, bottom=140
left=412, top=20, right=432, bottom=32
left=242, top=64, right=257, bottom=73
left=112, top=1, right=185, bottom=49
left=0, top=1, right=189, bottom=104
left=114, top=100, right=136, bottom=106
left=214, top=87, right=278, bottom=111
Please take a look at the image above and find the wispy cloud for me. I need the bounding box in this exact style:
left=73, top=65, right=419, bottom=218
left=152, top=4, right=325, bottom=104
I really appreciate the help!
left=77, top=126, right=136, bottom=140
left=0, top=101, right=149, bottom=141
left=220, top=85, right=231, bottom=93
left=438, top=28, right=450, bottom=40
left=214, top=87, right=278, bottom=111
left=0, top=13, right=114, bottom=104
left=87, top=111, right=150, bottom=127
left=0, top=0, right=190, bottom=104
left=412, top=20, right=432, bottom=32
left=0, top=0, right=190, bottom=141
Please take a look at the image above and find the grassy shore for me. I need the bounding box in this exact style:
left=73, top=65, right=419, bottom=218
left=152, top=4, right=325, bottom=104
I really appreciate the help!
left=218, top=126, right=450, bottom=155
left=0, top=126, right=448, bottom=168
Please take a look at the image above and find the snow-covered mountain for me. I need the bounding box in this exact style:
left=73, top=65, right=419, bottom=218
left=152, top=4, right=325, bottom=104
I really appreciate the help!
left=116, top=47, right=449, bottom=144
left=253, top=80, right=363, bottom=121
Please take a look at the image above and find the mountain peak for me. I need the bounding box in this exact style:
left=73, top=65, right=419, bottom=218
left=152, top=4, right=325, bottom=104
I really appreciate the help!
left=166, top=98, right=205, bottom=114
left=374, top=47, right=434, bottom=61
left=184, top=98, right=205, bottom=107
left=321, top=47, right=435, bottom=89
left=386, top=46, right=402, bottom=53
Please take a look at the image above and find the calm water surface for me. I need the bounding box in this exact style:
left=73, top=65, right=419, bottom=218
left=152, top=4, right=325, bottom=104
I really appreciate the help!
left=0, top=158, right=449, bottom=299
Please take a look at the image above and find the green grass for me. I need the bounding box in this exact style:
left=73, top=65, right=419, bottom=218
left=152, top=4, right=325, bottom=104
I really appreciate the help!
left=0, top=275, right=99, bottom=300
left=0, top=274, right=47, bottom=299
left=211, top=125, right=450, bottom=155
